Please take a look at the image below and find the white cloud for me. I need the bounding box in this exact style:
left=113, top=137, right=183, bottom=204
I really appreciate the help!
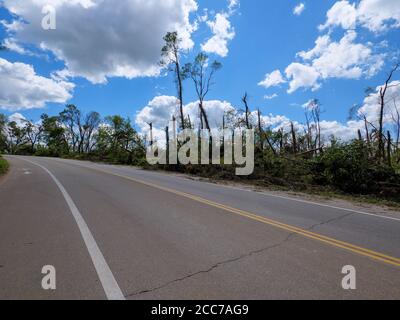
left=358, top=0, right=400, bottom=32
left=319, top=1, right=357, bottom=31
left=285, top=63, right=320, bottom=93
left=358, top=80, right=400, bottom=125
left=135, top=94, right=386, bottom=143
left=306, top=31, right=383, bottom=79
left=285, top=31, right=384, bottom=93
left=8, top=113, right=27, bottom=127
left=264, top=94, right=278, bottom=100
left=3, top=38, right=28, bottom=55
left=2, top=0, right=198, bottom=84
left=319, top=120, right=362, bottom=141
left=201, top=13, right=236, bottom=57
left=201, top=0, right=239, bottom=57
left=258, top=70, right=286, bottom=88
left=136, top=96, right=180, bottom=130
left=293, top=3, right=306, bottom=16
left=135, top=96, right=235, bottom=140
left=320, top=0, right=400, bottom=32
left=0, top=58, right=74, bottom=111
left=228, top=0, right=240, bottom=13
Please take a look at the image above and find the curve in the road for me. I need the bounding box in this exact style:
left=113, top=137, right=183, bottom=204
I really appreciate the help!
left=49, top=158, right=400, bottom=268
left=18, top=157, right=125, bottom=300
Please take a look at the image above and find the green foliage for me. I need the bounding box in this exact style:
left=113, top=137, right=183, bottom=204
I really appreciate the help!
left=313, top=141, right=400, bottom=198
left=313, top=141, right=370, bottom=192
left=0, top=156, right=9, bottom=175
left=93, top=115, right=145, bottom=165
left=0, top=114, right=7, bottom=153
left=40, top=114, right=69, bottom=157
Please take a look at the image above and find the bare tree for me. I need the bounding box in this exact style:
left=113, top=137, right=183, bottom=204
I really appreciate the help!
left=183, top=53, right=222, bottom=131
left=257, top=109, right=264, bottom=151
left=242, top=93, right=251, bottom=130
left=291, top=122, right=297, bottom=154
left=390, top=96, right=400, bottom=153
left=148, top=122, right=154, bottom=147
left=161, top=32, right=186, bottom=130
left=304, top=99, right=322, bottom=152
left=377, top=63, right=399, bottom=160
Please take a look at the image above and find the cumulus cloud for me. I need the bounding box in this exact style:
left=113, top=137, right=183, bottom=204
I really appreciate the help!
left=201, top=13, right=236, bottom=57
left=293, top=3, right=306, bottom=16
left=201, top=0, right=239, bottom=57
left=136, top=96, right=235, bottom=132
left=303, top=31, right=383, bottom=78
left=136, top=96, right=180, bottom=130
left=258, top=111, right=361, bottom=142
left=0, top=58, right=74, bottom=111
left=320, top=0, right=400, bottom=32
left=319, top=1, right=357, bottom=31
left=258, top=70, right=286, bottom=89
left=285, top=63, right=321, bottom=93
left=2, top=0, right=198, bottom=84
left=135, top=95, right=369, bottom=144
left=135, top=95, right=237, bottom=144
left=8, top=113, right=27, bottom=127
left=228, top=0, right=240, bottom=13
left=284, top=31, right=384, bottom=93
left=357, top=80, right=400, bottom=125
left=319, top=120, right=362, bottom=141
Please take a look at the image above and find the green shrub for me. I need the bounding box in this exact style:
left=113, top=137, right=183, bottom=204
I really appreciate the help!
left=0, top=156, right=9, bottom=174
left=313, top=141, right=400, bottom=199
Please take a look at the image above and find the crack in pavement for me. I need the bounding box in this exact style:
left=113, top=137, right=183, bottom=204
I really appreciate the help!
left=307, top=212, right=355, bottom=232
left=125, top=232, right=297, bottom=298
left=125, top=212, right=357, bottom=298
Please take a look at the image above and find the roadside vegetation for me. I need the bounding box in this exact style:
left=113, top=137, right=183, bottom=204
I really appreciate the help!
left=0, top=155, right=9, bottom=175
left=0, top=33, right=399, bottom=204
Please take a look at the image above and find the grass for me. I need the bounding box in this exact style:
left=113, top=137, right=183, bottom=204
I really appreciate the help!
left=0, top=156, right=9, bottom=175
left=144, top=166, right=400, bottom=211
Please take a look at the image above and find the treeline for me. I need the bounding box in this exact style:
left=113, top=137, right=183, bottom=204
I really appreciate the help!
left=0, top=32, right=399, bottom=202
left=155, top=33, right=400, bottom=202
left=0, top=106, right=146, bottom=165
left=1, top=96, right=399, bottom=201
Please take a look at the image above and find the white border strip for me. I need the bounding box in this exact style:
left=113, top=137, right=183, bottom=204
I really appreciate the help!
left=220, top=184, right=400, bottom=222
left=17, top=157, right=125, bottom=300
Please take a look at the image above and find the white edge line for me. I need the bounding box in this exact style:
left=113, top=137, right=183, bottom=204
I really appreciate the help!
left=51, top=157, right=400, bottom=223
left=16, top=157, right=125, bottom=300
left=226, top=185, right=400, bottom=223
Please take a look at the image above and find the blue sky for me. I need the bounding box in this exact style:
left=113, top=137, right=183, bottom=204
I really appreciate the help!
left=0, top=0, right=399, bottom=139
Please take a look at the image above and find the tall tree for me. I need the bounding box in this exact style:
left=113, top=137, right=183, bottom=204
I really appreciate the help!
left=59, top=105, right=81, bottom=153
left=6, top=121, right=27, bottom=154
left=23, top=119, right=43, bottom=154
left=0, top=114, right=7, bottom=152
left=41, top=114, right=68, bottom=156
left=242, top=93, right=251, bottom=130
left=161, top=32, right=186, bottom=130
left=377, top=63, right=399, bottom=161
left=391, top=96, right=400, bottom=153
left=184, top=53, right=222, bottom=131
left=82, top=112, right=101, bottom=153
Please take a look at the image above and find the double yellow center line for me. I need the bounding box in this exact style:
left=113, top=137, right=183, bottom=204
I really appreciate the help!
left=62, top=160, right=400, bottom=268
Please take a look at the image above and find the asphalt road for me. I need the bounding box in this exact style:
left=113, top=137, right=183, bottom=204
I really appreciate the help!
left=0, top=156, right=399, bottom=300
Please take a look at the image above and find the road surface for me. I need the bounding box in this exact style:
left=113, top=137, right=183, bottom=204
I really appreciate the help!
left=0, top=156, right=399, bottom=300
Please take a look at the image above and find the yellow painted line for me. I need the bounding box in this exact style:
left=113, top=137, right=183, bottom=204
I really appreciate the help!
left=58, top=159, right=400, bottom=268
